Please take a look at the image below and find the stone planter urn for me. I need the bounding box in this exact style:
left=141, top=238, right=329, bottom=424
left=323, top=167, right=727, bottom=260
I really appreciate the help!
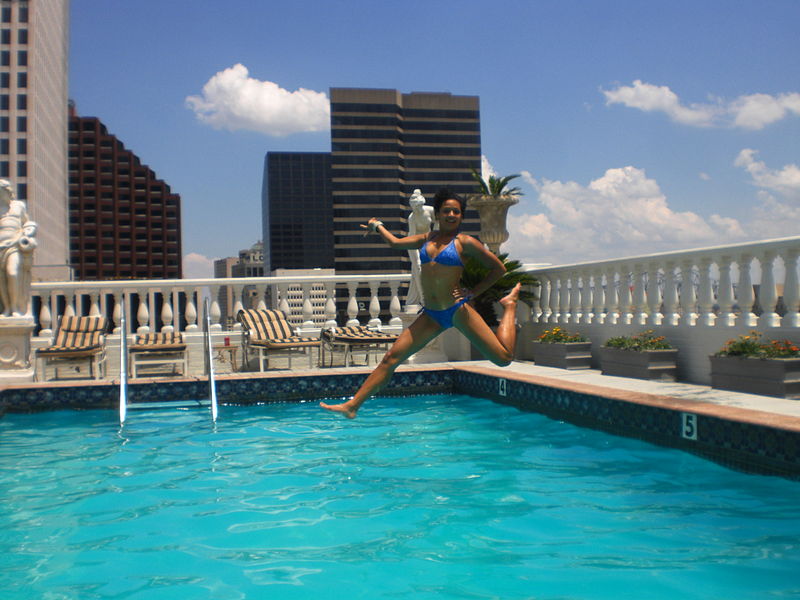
left=599, top=347, right=678, bottom=381
left=531, top=341, right=592, bottom=370
left=710, top=355, right=800, bottom=399
left=470, top=194, right=519, bottom=254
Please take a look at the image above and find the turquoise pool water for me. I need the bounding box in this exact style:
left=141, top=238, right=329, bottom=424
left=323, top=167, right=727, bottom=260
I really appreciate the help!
left=1, top=394, right=799, bottom=600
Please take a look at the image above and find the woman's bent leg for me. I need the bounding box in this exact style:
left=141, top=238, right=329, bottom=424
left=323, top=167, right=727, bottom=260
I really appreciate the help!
left=453, top=283, right=520, bottom=367
left=320, top=314, right=442, bottom=418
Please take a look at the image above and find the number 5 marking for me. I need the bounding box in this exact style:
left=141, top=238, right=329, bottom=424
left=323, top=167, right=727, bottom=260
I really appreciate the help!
left=681, top=413, right=697, bottom=440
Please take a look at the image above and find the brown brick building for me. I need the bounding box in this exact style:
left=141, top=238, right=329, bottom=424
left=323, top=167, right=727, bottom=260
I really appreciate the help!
left=68, top=105, right=182, bottom=280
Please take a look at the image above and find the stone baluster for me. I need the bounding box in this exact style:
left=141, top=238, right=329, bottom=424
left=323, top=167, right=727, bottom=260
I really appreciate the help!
left=89, top=292, right=101, bottom=317
left=112, top=292, right=124, bottom=334
left=646, top=263, right=662, bottom=326
left=736, top=253, right=756, bottom=327
left=591, top=271, right=604, bottom=324
left=323, top=282, right=337, bottom=330
left=346, top=282, right=359, bottom=326
left=537, top=277, right=550, bottom=323
left=662, top=262, right=680, bottom=326
left=368, top=281, right=381, bottom=328
left=697, top=257, right=716, bottom=326
left=549, top=277, right=560, bottom=323
left=277, top=284, right=291, bottom=318
left=136, top=292, right=150, bottom=334
left=604, top=269, right=619, bottom=325
left=64, top=291, right=75, bottom=318
left=301, top=283, right=315, bottom=330
left=580, top=272, right=592, bottom=324
left=569, top=275, right=582, bottom=324
left=185, top=288, right=198, bottom=331
left=558, top=276, right=569, bottom=324
left=716, top=255, right=735, bottom=327
left=38, top=292, right=52, bottom=336
left=632, top=264, right=648, bottom=325
left=232, top=284, right=244, bottom=329
left=161, top=289, right=175, bottom=333
left=256, top=284, right=268, bottom=311
left=389, top=281, right=402, bottom=327
left=679, top=260, right=697, bottom=327
left=782, top=248, right=800, bottom=327
left=209, top=286, right=222, bottom=331
left=619, top=267, right=633, bottom=325
left=758, top=250, right=779, bottom=327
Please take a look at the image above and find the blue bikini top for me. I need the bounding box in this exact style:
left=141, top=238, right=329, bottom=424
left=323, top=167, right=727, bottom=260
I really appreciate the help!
left=419, top=237, right=464, bottom=267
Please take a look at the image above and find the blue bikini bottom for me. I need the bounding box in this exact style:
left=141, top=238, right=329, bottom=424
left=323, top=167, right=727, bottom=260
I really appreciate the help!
left=422, top=297, right=471, bottom=330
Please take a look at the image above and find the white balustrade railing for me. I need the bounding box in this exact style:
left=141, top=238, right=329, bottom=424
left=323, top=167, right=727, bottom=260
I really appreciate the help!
left=522, top=235, right=800, bottom=383
left=31, top=273, right=410, bottom=338
left=527, top=236, right=800, bottom=329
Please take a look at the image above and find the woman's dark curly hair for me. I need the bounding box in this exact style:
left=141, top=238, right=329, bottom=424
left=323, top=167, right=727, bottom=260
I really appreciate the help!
left=432, top=188, right=467, bottom=214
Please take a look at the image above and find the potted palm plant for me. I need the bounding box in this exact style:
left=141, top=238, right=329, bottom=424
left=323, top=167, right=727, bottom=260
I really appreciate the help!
left=710, top=331, right=800, bottom=398
left=470, top=170, right=523, bottom=255
left=600, top=330, right=677, bottom=381
left=531, top=327, right=591, bottom=369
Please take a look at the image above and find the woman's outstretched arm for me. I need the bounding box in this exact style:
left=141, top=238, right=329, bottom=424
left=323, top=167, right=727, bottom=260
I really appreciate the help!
left=361, top=218, right=428, bottom=250
left=459, top=235, right=507, bottom=298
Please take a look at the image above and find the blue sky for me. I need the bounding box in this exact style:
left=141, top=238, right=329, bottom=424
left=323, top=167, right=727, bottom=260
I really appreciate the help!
left=70, top=1, right=799, bottom=277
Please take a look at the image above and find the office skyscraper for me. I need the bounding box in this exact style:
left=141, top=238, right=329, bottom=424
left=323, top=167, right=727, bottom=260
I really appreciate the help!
left=1, top=0, right=71, bottom=279
left=329, top=88, right=481, bottom=275
left=69, top=109, right=182, bottom=280
left=263, top=152, right=333, bottom=272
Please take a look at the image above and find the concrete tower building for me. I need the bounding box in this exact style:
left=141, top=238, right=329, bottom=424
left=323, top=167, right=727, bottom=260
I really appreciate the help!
left=1, top=0, right=71, bottom=280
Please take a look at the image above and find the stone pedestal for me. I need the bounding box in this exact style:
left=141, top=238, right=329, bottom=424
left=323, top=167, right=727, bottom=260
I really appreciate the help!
left=0, top=315, right=35, bottom=382
left=399, top=309, right=448, bottom=364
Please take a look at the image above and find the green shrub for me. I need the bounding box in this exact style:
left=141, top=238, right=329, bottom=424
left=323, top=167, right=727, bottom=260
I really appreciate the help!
left=604, top=330, right=673, bottom=351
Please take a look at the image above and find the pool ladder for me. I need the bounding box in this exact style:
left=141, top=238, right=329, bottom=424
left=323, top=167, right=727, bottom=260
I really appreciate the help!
left=117, top=296, right=219, bottom=424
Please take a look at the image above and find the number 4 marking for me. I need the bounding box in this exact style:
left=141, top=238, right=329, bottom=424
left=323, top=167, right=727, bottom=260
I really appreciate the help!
left=498, top=378, right=507, bottom=397
left=681, top=413, right=697, bottom=440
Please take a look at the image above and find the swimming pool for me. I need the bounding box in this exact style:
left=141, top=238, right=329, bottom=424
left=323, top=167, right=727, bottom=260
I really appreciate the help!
left=2, top=393, right=798, bottom=599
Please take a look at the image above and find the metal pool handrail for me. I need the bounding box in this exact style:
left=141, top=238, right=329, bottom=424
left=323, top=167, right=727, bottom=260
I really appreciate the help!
left=119, top=306, right=128, bottom=425
left=203, top=298, right=218, bottom=422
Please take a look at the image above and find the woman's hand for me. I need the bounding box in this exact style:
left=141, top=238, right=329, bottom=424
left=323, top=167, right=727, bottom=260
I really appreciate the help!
left=360, top=218, right=383, bottom=236
left=452, top=287, right=473, bottom=303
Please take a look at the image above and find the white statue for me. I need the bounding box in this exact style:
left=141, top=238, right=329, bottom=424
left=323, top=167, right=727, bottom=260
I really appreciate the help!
left=405, top=189, right=436, bottom=308
left=0, top=179, right=36, bottom=317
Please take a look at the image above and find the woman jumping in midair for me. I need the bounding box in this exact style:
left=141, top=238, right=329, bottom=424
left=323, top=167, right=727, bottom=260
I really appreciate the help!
left=321, top=189, right=521, bottom=418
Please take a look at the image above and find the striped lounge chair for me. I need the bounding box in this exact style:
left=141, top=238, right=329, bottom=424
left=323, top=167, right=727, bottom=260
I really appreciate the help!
left=237, top=309, right=321, bottom=371
left=36, top=315, right=108, bottom=381
left=129, top=332, right=188, bottom=378
left=321, top=325, right=399, bottom=367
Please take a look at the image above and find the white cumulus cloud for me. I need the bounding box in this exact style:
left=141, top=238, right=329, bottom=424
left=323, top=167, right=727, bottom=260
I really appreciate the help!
left=505, top=166, right=744, bottom=264
left=602, top=80, right=800, bottom=130
left=183, top=252, right=215, bottom=279
left=185, top=64, right=330, bottom=136
left=734, top=149, right=800, bottom=238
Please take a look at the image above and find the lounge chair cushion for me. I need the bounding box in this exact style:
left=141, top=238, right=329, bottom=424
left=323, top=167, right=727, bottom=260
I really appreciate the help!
left=322, top=326, right=398, bottom=344
left=238, top=309, right=295, bottom=340
left=37, top=315, right=108, bottom=356
left=130, top=332, right=186, bottom=352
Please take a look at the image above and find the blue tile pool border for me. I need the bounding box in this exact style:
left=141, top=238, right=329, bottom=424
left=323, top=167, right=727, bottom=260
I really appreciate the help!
left=1, top=364, right=798, bottom=479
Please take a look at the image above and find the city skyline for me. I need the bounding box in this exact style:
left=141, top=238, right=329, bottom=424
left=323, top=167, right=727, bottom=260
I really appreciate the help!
left=69, top=1, right=799, bottom=277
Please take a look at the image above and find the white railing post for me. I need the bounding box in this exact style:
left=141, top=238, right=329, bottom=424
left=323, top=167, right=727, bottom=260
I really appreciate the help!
left=389, top=281, right=402, bottom=327
left=632, top=264, right=648, bottom=325
left=161, top=288, right=175, bottom=333
left=559, top=276, right=570, bottom=324
left=604, top=269, right=618, bottom=325
left=697, top=257, right=716, bottom=327
left=646, top=262, right=662, bottom=326
left=580, top=272, right=592, bottom=324
left=185, top=288, right=198, bottom=331
left=323, top=282, right=337, bottom=330
left=619, top=267, right=633, bottom=325
left=737, top=253, right=756, bottom=327
left=663, top=261, right=680, bottom=326
left=232, top=284, right=244, bottom=329
left=38, top=292, right=52, bottom=336
left=347, top=282, right=359, bottom=327
left=112, top=292, right=124, bottom=334
left=758, top=250, right=780, bottom=327
left=549, top=277, right=560, bottom=323
left=716, top=255, right=735, bottom=327
left=136, top=292, right=150, bottom=334
left=680, top=259, right=697, bottom=327
left=368, top=281, right=381, bottom=328
left=301, top=283, right=315, bottom=330
left=782, top=248, right=800, bottom=327
left=537, top=277, right=550, bottom=323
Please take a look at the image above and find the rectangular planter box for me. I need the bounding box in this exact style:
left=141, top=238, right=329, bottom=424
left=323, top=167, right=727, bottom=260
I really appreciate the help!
left=710, top=355, right=800, bottom=399
left=599, top=347, right=677, bottom=381
left=531, top=341, right=592, bottom=370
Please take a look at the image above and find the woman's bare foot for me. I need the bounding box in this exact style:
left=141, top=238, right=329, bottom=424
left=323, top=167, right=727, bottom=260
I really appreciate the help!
left=499, top=282, right=521, bottom=307
left=320, top=401, right=358, bottom=419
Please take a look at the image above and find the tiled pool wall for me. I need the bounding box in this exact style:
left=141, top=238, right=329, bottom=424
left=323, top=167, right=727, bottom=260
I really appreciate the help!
left=1, top=366, right=798, bottom=479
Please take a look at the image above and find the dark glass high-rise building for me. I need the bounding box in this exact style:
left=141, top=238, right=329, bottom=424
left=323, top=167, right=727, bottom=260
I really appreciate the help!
left=330, top=88, right=481, bottom=275
left=263, top=152, right=333, bottom=272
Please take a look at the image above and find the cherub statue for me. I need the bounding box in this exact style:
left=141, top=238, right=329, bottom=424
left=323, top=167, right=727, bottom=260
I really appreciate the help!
left=405, top=189, right=436, bottom=308
left=0, top=179, right=37, bottom=317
